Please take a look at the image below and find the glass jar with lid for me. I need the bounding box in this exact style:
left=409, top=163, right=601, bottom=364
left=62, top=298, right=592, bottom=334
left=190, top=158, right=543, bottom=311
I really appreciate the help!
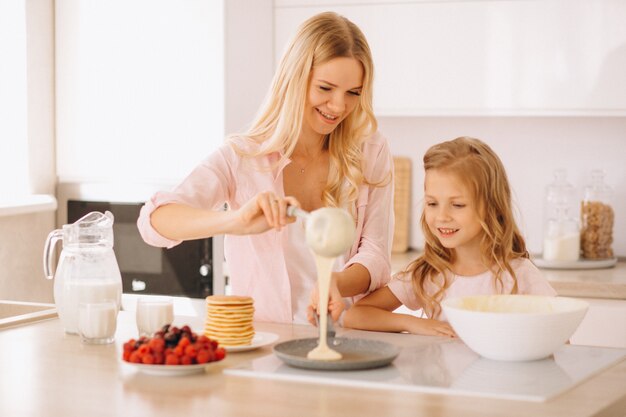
left=542, top=169, right=580, bottom=262
left=581, top=170, right=614, bottom=259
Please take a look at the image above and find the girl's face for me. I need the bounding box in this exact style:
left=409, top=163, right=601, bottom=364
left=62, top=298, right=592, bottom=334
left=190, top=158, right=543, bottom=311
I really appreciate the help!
left=303, top=57, right=363, bottom=137
left=424, top=169, right=484, bottom=253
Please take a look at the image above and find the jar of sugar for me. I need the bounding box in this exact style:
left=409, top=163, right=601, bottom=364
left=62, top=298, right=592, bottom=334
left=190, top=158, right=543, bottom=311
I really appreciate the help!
left=542, top=170, right=580, bottom=262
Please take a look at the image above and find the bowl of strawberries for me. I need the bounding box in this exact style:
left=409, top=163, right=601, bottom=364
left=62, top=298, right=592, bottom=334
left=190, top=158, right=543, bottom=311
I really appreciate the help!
left=121, top=324, right=226, bottom=375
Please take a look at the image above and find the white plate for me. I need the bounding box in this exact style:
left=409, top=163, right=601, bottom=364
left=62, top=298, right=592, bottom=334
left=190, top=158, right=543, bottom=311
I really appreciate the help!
left=121, top=360, right=222, bottom=376
left=224, top=331, right=280, bottom=353
left=534, top=257, right=617, bottom=270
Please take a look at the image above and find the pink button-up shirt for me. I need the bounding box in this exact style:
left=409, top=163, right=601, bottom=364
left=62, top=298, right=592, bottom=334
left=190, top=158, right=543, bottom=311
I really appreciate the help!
left=137, top=132, right=395, bottom=323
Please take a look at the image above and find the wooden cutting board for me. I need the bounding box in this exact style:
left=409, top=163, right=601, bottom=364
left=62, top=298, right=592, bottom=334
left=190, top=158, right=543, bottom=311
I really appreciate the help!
left=392, top=157, right=411, bottom=253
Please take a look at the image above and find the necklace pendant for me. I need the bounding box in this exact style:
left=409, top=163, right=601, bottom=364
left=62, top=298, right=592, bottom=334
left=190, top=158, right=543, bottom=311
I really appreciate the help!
left=300, top=168, right=305, bottom=174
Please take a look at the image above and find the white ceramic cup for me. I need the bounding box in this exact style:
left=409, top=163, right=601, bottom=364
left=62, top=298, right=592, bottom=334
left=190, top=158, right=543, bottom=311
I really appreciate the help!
left=135, top=296, right=174, bottom=337
left=78, top=300, right=118, bottom=345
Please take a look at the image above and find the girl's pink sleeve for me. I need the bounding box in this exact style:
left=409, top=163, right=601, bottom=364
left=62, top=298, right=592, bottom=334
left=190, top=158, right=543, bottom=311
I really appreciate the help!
left=137, top=144, right=236, bottom=248
left=344, top=133, right=395, bottom=293
left=517, top=259, right=558, bottom=296
left=387, top=273, right=422, bottom=310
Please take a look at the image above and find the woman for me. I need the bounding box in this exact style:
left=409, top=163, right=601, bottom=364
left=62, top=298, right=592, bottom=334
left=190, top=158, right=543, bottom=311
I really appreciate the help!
left=137, top=12, right=394, bottom=324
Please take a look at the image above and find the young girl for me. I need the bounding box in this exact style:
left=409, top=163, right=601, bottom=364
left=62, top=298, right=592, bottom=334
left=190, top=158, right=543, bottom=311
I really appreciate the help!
left=344, top=137, right=556, bottom=337
left=137, top=12, right=394, bottom=324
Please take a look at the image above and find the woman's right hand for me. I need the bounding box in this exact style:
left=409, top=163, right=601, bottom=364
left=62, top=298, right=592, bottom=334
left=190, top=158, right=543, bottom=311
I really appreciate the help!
left=234, top=192, right=301, bottom=234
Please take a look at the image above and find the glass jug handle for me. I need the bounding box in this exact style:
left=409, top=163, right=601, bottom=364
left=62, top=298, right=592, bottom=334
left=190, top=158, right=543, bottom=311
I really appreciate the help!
left=43, top=229, right=63, bottom=280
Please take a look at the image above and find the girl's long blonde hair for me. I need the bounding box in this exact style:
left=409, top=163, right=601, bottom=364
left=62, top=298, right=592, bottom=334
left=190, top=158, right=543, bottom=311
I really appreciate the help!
left=230, top=11, right=377, bottom=210
left=407, top=137, right=529, bottom=318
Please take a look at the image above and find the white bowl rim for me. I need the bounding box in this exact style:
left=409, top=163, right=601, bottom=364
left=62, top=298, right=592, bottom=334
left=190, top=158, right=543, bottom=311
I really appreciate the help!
left=441, top=295, right=589, bottom=316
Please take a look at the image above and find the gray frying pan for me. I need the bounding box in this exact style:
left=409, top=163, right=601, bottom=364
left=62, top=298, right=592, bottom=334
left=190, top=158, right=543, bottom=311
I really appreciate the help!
left=273, top=337, right=400, bottom=371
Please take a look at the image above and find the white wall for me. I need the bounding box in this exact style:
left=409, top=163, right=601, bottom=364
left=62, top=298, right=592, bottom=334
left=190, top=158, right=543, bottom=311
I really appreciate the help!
left=0, top=0, right=56, bottom=302
left=379, top=116, right=626, bottom=256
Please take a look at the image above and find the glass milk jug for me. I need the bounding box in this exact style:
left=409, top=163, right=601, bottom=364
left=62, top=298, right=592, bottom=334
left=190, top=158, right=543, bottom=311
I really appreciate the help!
left=43, top=211, right=122, bottom=334
left=542, top=170, right=580, bottom=262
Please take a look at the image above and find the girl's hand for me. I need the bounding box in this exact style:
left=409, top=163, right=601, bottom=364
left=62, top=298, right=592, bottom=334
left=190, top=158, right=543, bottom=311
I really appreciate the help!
left=307, top=275, right=344, bottom=326
left=235, top=192, right=300, bottom=234
left=408, top=318, right=457, bottom=338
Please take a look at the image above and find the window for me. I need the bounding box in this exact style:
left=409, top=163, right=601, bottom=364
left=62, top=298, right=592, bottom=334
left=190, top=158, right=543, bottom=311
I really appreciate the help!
left=0, top=1, right=29, bottom=198
left=56, top=1, right=225, bottom=185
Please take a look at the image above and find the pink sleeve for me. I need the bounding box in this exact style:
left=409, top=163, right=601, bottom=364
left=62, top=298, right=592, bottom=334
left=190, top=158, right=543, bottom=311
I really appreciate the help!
left=344, top=132, right=395, bottom=292
left=137, top=144, right=237, bottom=248
left=516, top=259, right=558, bottom=296
left=387, top=273, right=422, bottom=310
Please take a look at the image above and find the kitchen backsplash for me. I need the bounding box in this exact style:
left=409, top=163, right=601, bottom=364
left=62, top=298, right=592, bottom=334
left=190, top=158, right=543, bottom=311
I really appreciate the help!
left=380, top=116, right=626, bottom=257
left=0, top=211, right=55, bottom=302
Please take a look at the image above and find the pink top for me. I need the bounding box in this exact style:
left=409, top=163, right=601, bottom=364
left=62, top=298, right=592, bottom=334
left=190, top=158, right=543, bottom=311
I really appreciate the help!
left=388, top=258, right=557, bottom=321
left=137, top=132, right=395, bottom=323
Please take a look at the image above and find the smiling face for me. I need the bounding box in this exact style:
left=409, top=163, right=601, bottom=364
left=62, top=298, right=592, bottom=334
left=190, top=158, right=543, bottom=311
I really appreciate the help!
left=303, top=57, right=363, bottom=138
left=424, top=169, right=484, bottom=255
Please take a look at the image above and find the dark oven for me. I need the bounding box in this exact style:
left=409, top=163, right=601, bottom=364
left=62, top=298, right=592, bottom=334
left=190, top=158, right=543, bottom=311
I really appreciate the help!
left=67, top=200, right=213, bottom=298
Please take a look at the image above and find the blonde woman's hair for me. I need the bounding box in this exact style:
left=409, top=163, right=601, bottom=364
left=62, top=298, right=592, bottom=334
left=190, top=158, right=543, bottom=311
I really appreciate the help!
left=229, top=11, right=377, bottom=211
left=407, top=137, right=529, bottom=318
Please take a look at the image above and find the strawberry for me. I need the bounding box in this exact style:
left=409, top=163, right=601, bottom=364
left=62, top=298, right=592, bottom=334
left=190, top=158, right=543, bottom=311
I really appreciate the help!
left=184, top=345, right=197, bottom=358
left=165, top=354, right=179, bottom=365
left=148, top=337, right=165, bottom=353
left=138, top=344, right=150, bottom=355
left=178, top=336, right=191, bottom=348
left=196, top=349, right=214, bottom=364
left=129, top=351, right=142, bottom=364
left=174, top=345, right=185, bottom=357
left=214, top=347, right=226, bottom=361
left=153, top=351, right=165, bottom=365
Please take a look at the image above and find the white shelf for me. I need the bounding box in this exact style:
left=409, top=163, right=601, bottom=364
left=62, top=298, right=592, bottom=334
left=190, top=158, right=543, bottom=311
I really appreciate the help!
left=0, top=194, right=57, bottom=217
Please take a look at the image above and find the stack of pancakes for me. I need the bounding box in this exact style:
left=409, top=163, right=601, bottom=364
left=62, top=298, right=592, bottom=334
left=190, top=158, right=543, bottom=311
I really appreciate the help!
left=204, top=295, right=255, bottom=346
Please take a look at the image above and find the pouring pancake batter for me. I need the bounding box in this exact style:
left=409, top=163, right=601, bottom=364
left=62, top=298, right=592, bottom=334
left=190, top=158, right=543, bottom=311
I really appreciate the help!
left=289, top=207, right=355, bottom=360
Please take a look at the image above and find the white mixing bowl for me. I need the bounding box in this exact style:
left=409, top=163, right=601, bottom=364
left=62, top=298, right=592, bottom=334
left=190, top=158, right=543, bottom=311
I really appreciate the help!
left=441, top=295, right=589, bottom=361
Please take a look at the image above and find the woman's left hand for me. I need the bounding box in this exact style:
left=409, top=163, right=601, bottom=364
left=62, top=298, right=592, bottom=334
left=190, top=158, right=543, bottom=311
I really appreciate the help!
left=307, top=274, right=344, bottom=326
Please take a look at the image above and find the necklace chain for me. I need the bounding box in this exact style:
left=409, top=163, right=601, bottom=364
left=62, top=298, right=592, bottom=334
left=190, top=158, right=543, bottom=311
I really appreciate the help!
left=292, top=150, right=324, bottom=174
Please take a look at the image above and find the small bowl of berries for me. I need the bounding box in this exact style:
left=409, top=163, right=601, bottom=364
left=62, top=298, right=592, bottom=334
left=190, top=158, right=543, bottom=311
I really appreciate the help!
left=121, top=324, right=226, bottom=376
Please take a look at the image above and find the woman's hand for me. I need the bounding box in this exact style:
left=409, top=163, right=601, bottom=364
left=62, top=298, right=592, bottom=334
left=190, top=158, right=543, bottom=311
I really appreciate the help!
left=235, top=192, right=300, bottom=234
left=408, top=318, right=456, bottom=338
left=306, top=274, right=344, bottom=326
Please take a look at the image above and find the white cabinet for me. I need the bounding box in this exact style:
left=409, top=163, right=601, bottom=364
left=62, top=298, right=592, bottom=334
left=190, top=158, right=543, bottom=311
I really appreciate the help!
left=570, top=298, right=626, bottom=349
left=275, top=0, right=626, bottom=116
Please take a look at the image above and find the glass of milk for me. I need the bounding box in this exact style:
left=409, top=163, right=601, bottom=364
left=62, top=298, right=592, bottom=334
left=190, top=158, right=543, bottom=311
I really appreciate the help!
left=78, top=300, right=118, bottom=344
left=136, top=297, right=174, bottom=337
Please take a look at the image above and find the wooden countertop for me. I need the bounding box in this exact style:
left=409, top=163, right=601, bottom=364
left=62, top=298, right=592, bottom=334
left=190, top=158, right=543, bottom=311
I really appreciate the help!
left=1, top=312, right=625, bottom=417
left=391, top=251, right=626, bottom=300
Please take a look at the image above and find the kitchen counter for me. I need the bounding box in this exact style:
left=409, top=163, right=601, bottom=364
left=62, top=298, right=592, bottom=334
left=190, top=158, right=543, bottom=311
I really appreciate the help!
left=1, top=312, right=625, bottom=417
left=391, top=251, right=626, bottom=300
